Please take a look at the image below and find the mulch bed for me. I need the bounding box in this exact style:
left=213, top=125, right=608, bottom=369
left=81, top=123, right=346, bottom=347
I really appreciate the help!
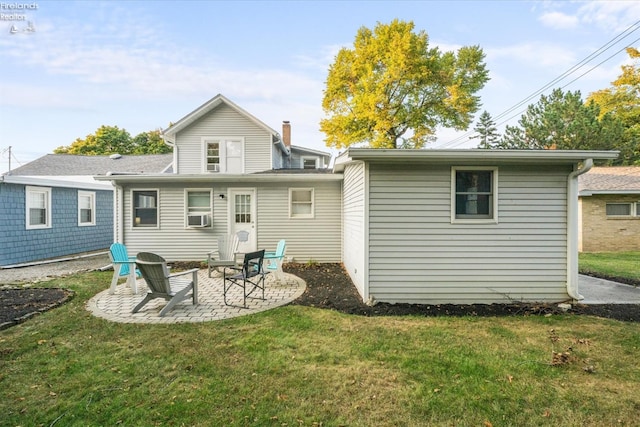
left=284, top=263, right=640, bottom=322
left=0, top=288, right=74, bottom=330
left=0, top=263, right=638, bottom=329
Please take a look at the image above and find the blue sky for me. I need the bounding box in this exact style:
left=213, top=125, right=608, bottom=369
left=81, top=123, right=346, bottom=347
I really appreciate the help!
left=1, top=0, right=638, bottom=174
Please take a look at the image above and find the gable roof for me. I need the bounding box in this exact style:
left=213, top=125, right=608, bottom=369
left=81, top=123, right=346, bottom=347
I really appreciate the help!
left=162, top=94, right=288, bottom=154
left=5, top=154, right=173, bottom=176
left=579, top=166, right=640, bottom=196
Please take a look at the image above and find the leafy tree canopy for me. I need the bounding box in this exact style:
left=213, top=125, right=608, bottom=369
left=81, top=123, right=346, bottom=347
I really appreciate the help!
left=500, top=89, right=625, bottom=164
left=320, top=19, right=489, bottom=149
left=587, top=47, right=640, bottom=165
left=54, top=125, right=172, bottom=155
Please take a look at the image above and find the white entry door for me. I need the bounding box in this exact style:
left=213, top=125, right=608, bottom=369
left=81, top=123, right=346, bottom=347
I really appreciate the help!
left=229, top=188, right=257, bottom=254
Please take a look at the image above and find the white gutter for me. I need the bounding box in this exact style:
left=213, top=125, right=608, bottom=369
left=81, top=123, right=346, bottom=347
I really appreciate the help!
left=566, top=158, right=593, bottom=301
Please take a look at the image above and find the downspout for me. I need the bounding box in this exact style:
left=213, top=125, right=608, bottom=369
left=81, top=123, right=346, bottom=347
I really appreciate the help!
left=566, top=158, right=593, bottom=300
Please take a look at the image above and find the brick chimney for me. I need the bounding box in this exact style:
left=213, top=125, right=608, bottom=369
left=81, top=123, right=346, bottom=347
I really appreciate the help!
left=282, top=121, right=291, bottom=148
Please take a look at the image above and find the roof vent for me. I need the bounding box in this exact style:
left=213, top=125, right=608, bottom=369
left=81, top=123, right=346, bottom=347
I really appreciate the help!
left=110, top=153, right=122, bottom=160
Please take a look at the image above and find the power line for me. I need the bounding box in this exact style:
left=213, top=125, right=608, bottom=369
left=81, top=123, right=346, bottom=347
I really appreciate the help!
left=438, top=20, right=640, bottom=148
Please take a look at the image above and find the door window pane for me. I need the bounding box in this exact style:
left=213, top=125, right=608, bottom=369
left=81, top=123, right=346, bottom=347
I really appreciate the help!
left=235, top=194, right=251, bottom=223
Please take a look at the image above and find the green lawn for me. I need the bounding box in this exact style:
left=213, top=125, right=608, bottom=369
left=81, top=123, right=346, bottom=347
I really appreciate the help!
left=1, top=271, right=640, bottom=426
left=579, top=251, right=640, bottom=283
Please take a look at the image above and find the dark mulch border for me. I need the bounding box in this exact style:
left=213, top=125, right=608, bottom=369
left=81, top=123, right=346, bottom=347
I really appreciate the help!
left=0, top=288, right=74, bottom=331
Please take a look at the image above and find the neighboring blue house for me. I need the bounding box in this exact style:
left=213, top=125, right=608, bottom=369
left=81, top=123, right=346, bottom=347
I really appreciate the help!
left=0, top=154, right=172, bottom=267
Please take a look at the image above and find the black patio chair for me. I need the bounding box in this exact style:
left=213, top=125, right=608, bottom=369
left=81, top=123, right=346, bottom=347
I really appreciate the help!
left=223, top=249, right=268, bottom=308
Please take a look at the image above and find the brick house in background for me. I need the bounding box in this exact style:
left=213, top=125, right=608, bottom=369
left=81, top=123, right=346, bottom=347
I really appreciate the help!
left=579, top=166, right=640, bottom=252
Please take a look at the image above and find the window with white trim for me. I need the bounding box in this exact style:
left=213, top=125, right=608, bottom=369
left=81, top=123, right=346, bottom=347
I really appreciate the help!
left=301, top=157, right=318, bottom=169
left=78, top=191, right=96, bottom=226
left=185, top=189, right=212, bottom=227
left=289, top=188, right=314, bottom=218
left=26, top=186, right=52, bottom=229
left=452, top=167, right=498, bottom=222
left=606, top=202, right=637, bottom=217
left=202, top=137, right=244, bottom=173
left=132, top=190, right=159, bottom=227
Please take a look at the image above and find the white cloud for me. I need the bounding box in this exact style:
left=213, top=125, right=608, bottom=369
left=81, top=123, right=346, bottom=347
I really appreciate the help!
left=577, top=1, right=640, bottom=33
left=539, top=11, right=579, bottom=30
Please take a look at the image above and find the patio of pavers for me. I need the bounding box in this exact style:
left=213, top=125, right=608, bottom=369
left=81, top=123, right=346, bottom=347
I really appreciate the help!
left=87, top=270, right=306, bottom=324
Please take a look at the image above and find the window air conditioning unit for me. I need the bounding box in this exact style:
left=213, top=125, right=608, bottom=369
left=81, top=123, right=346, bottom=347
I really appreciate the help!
left=187, top=213, right=210, bottom=227
left=208, top=164, right=220, bottom=172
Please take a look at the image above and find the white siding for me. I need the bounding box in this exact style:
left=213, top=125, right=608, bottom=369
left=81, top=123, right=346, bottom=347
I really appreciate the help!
left=175, top=104, right=272, bottom=174
left=368, top=163, right=571, bottom=304
left=121, top=181, right=342, bottom=262
left=123, top=183, right=227, bottom=260
left=342, top=162, right=367, bottom=297
left=256, top=181, right=342, bottom=263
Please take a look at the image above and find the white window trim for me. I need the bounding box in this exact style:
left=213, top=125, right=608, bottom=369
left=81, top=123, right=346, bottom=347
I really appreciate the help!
left=289, top=188, right=315, bottom=219
left=25, top=186, right=52, bottom=230
left=78, top=190, right=96, bottom=226
left=184, top=188, right=213, bottom=228
left=201, top=137, right=245, bottom=174
left=131, top=188, right=160, bottom=229
left=451, top=167, right=499, bottom=224
left=301, top=156, right=319, bottom=169
left=605, top=202, right=638, bottom=218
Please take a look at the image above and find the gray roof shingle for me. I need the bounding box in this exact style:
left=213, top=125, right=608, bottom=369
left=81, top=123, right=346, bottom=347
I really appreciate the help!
left=579, top=166, right=640, bottom=194
left=6, top=154, right=173, bottom=176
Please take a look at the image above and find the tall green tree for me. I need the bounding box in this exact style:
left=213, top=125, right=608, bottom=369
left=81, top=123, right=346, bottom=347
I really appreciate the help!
left=320, top=19, right=489, bottom=149
left=132, top=130, right=172, bottom=154
left=587, top=47, right=640, bottom=165
left=500, top=89, right=624, bottom=161
left=55, top=126, right=172, bottom=155
left=470, top=110, right=500, bottom=148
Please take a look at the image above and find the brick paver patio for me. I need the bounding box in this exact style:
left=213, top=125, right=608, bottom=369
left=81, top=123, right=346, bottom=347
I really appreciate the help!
left=87, top=270, right=306, bottom=324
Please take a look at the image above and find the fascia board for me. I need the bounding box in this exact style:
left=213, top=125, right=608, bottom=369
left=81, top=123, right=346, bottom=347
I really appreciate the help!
left=580, top=190, right=640, bottom=196
left=343, top=148, right=620, bottom=164
left=1, top=175, right=113, bottom=190
left=94, top=173, right=344, bottom=184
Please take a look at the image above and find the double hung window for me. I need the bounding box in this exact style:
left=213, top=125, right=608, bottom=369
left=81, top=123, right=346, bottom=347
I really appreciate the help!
left=452, top=168, right=498, bottom=223
left=78, top=191, right=96, bottom=226
left=289, top=188, right=314, bottom=218
left=26, top=186, right=51, bottom=229
left=132, top=190, right=158, bottom=227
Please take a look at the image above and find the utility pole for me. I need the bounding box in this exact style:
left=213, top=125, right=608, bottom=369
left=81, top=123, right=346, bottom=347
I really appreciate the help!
left=8, top=146, right=11, bottom=174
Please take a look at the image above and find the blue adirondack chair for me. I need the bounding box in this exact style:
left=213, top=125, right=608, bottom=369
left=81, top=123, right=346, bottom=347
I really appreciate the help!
left=264, top=239, right=286, bottom=280
left=109, top=243, right=140, bottom=294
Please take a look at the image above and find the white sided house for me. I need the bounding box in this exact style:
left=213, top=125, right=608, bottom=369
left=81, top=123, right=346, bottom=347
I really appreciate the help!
left=97, top=94, right=618, bottom=305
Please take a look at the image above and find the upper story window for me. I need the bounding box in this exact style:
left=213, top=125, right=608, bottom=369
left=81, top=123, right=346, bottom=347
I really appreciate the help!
left=132, top=189, right=159, bottom=228
left=205, top=142, right=220, bottom=172
left=78, top=191, right=96, bottom=226
left=26, top=186, right=52, bottom=229
left=202, top=137, right=244, bottom=173
left=451, top=167, right=498, bottom=223
left=302, top=157, right=319, bottom=169
left=289, top=188, right=314, bottom=218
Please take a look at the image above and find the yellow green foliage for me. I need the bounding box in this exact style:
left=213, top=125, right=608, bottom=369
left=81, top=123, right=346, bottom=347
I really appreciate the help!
left=321, top=19, right=489, bottom=149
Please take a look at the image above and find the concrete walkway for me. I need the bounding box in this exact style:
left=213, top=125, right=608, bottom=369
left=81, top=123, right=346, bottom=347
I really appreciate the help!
left=87, top=271, right=306, bottom=324
left=578, top=274, right=640, bottom=304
